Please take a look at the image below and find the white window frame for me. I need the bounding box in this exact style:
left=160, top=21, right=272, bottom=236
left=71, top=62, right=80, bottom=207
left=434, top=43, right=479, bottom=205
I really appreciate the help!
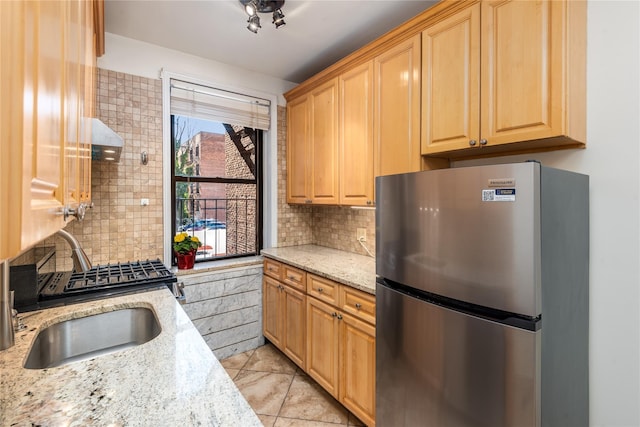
left=160, top=70, right=278, bottom=266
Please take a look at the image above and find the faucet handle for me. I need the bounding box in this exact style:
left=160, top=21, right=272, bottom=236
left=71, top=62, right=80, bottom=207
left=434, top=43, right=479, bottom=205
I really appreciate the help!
left=62, top=203, right=87, bottom=221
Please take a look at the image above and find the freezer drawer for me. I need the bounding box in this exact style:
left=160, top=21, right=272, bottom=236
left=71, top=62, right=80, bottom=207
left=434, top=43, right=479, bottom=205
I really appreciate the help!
left=376, top=284, right=541, bottom=427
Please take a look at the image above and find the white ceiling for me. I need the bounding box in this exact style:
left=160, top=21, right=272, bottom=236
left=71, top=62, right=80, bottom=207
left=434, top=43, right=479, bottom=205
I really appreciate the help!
left=104, top=0, right=437, bottom=84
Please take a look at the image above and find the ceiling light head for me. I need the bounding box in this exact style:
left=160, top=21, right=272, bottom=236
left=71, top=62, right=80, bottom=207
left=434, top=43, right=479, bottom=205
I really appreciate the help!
left=247, top=15, right=261, bottom=33
left=244, top=0, right=257, bottom=16
left=240, top=0, right=285, bottom=32
left=272, top=9, right=285, bottom=28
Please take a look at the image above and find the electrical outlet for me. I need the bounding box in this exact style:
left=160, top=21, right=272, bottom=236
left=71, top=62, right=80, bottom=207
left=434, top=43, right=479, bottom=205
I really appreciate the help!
left=357, top=228, right=367, bottom=242
left=140, top=198, right=149, bottom=206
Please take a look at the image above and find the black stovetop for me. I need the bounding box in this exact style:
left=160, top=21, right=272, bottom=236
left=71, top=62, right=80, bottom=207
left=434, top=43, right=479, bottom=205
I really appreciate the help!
left=39, top=259, right=175, bottom=297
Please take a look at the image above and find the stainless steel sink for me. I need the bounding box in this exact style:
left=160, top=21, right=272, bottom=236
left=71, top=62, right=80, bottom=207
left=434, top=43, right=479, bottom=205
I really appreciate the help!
left=24, top=307, right=161, bottom=369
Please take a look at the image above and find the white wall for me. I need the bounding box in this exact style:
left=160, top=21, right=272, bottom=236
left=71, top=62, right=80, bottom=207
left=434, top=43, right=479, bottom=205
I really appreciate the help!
left=98, top=33, right=297, bottom=105
left=455, top=2, right=640, bottom=425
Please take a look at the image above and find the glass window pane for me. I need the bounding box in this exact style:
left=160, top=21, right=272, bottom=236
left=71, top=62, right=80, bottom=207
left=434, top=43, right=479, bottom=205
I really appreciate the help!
left=173, top=115, right=255, bottom=180
left=174, top=182, right=256, bottom=260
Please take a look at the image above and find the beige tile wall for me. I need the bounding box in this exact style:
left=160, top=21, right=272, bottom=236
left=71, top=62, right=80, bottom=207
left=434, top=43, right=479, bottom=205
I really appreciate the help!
left=42, top=77, right=372, bottom=270
left=42, top=69, right=164, bottom=270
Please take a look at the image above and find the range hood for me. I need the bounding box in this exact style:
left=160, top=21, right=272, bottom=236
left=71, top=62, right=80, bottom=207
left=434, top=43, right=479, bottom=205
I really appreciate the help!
left=91, top=118, right=123, bottom=162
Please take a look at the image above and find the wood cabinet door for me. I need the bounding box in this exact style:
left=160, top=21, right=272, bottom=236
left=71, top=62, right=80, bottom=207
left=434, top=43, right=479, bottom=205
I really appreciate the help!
left=339, top=61, right=374, bottom=206
left=374, top=34, right=421, bottom=177
left=309, top=78, right=339, bottom=204
left=63, top=0, right=82, bottom=209
left=263, top=276, right=283, bottom=348
left=340, top=312, right=376, bottom=427
left=283, top=285, right=306, bottom=369
left=480, top=0, right=564, bottom=146
left=306, top=297, right=340, bottom=397
left=286, top=95, right=310, bottom=204
left=0, top=0, right=25, bottom=260
left=422, top=3, right=480, bottom=155
left=79, top=0, right=95, bottom=203
left=21, top=0, right=67, bottom=250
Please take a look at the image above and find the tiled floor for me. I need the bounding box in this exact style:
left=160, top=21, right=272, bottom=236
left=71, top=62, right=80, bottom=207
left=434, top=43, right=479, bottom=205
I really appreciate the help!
left=221, top=343, right=365, bottom=427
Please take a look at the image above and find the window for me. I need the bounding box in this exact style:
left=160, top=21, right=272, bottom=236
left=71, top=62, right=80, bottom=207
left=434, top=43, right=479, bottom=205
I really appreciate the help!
left=168, top=78, right=270, bottom=264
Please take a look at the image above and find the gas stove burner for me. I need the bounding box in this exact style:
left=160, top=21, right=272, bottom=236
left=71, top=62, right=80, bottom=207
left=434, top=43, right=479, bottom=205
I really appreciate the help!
left=39, top=259, right=176, bottom=299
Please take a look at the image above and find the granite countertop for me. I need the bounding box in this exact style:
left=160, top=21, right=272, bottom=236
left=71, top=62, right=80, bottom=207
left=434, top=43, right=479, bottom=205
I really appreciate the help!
left=261, top=245, right=376, bottom=295
left=0, top=289, right=261, bottom=426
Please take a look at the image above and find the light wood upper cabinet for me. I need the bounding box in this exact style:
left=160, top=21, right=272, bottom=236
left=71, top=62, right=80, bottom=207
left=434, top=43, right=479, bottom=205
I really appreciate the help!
left=286, top=79, right=339, bottom=205
left=422, top=3, right=480, bottom=154
left=0, top=0, right=97, bottom=261
left=0, top=0, right=26, bottom=260
left=339, top=61, right=374, bottom=206
left=422, top=0, right=586, bottom=158
left=374, top=34, right=422, bottom=177
left=309, top=79, right=339, bottom=204
left=286, top=95, right=310, bottom=204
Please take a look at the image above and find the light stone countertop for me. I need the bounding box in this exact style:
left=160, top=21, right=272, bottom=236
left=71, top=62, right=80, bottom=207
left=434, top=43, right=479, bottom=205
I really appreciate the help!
left=0, top=288, right=261, bottom=426
left=261, top=245, right=376, bottom=295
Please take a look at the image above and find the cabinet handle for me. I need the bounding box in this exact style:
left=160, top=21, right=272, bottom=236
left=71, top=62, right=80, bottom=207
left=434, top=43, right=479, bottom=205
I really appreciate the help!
left=331, top=312, right=337, bottom=318
left=469, top=140, right=477, bottom=146
left=366, top=200, right=372, bottom=205
left=479, top=139, right=488, bottom=146
left=337, top=314, right=343, bottom=320
left=288, top=275, right=295, bottom=281
left=355, top=303, right=361, bottom=310
left=305, top=199, right=312, bottom=204
left=317, top=287, right=323, bottom=293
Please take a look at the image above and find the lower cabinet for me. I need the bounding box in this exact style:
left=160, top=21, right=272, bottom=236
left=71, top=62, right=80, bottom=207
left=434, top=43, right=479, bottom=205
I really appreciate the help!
left=263, top=259, right=376, bottom=426
left=339, top=311, right=376, bottom=426
left=262, top=275, right=306, bottom=369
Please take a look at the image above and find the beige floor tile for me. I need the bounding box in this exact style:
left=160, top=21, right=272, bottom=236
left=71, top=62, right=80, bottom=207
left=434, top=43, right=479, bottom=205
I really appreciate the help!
left=220, top=349, right=254, bottom=370
left=234, top=370, right=294, bottom=416
left=273, top=417, right=348, bottom=427
left=244, top=344, right=297, bottom=374
left=278, top=374, right=349, bottom=424
left=258, top=414, right=277, bottom=427
left=224, top=367, right=240, bottom=380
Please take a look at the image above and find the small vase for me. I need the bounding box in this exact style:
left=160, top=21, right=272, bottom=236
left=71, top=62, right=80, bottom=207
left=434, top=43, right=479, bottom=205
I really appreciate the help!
left=176, top=251, right=195, bottom=270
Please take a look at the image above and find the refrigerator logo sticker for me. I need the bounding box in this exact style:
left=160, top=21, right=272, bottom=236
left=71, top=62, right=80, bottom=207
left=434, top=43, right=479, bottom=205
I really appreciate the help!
left=482, top=189, right=516, bottom=202
left=488, top=178, right=516, bottom=187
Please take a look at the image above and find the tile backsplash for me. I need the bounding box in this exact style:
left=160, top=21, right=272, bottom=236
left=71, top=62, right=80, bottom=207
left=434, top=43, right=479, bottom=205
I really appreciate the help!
left=39, top=69, right=164, bottom=271
left=36, top=74, right=372, bottom=271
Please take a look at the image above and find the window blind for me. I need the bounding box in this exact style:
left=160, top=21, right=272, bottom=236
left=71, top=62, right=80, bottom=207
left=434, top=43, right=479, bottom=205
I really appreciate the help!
left=170, top=79, right=270, bottom=130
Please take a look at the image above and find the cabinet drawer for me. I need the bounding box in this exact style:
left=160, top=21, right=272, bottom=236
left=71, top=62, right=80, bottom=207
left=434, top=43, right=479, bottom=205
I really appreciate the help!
left=307, top=274, right=339, bottom=306
left=264, top=259, right=282, bottom=280
left=282, top=264, right=306, bottom=291
left=340, top=286, right=376, bottom=325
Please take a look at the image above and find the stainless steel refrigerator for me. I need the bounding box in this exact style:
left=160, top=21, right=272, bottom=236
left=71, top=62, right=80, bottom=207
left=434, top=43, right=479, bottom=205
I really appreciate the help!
left=375, top=162, right=588, bottom=427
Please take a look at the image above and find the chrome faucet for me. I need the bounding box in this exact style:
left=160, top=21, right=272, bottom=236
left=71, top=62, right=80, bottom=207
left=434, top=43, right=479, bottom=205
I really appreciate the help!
left=0, top=260, right=14, bottom=350
left=56, top=229, right=92, bottom=273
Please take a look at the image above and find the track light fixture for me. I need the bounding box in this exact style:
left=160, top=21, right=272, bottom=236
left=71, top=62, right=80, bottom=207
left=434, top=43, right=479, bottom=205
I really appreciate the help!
left=240, top=0, right=285, bottom=33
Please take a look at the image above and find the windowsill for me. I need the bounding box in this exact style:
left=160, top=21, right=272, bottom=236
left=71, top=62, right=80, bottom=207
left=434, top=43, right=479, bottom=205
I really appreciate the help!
left=172, top=255, right=263, bottom=277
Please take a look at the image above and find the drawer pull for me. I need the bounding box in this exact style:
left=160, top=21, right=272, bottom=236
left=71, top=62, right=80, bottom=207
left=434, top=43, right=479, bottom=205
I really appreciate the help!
left=355, top=303, right=362, bottom=310
left=337, top=314, right=343, bottom=320
left=317, top=287, right=324, bottom=293
left=331, top=312, right=337, bottom=318
left=288, top=275, right=295, bottom=280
